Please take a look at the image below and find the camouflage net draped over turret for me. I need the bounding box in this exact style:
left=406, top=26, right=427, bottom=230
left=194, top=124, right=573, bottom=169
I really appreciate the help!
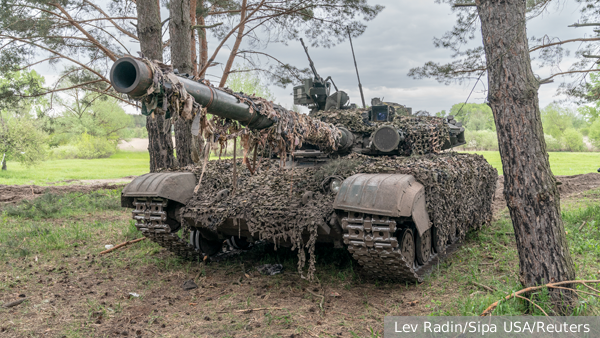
left=312, top=109, right=449, bottom=155
left=184, top=152, right=497, bottom=280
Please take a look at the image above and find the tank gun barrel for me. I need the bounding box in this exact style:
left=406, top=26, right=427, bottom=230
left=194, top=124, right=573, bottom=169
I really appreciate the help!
left=110, top=57, right=274, bottom=129
left=110, top=57, right=354, bottom=151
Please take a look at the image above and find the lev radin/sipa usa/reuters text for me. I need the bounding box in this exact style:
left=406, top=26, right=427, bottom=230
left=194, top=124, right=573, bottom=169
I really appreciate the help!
left=393, top=320, right=591, bottom=335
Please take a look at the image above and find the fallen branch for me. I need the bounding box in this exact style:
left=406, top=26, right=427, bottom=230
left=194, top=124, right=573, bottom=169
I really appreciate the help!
left=481, top=280, right=600, bottom=316
left=2, top=298, right=27, bottom=308
left=578, top=221, right=587, bottom=231
left=307, top=289, right=325, bottom=312
left=514, top=294, right=548, bottom=316
left=217, top=307, right=281, bottom=313
left=479, top=260, right=500, bottom=266
left=471, top=281, right=497, bottom=293
left=99, top=237, right=146, bottom=255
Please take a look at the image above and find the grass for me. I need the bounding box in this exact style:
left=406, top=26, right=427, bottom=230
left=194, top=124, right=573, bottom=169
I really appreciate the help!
left=0, top=150, right=237, bottom=186
left=428, top=187, right=600, bottom=316
left=462, top=150, right=600, bottom=176
left=0, top=151, right=150, bottom=186
left=3, top=149, right=599, bottom=187
left=2, top=187, right=600, bottom=336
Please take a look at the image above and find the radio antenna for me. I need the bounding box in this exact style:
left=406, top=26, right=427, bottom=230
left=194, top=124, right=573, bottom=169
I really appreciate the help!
left=348, top=27, right=366, bottom=109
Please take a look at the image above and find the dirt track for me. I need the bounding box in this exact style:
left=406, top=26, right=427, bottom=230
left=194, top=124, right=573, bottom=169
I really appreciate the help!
left=0, top=183, right=128, bottom=203
left=491, top=173, right=600, bottom=215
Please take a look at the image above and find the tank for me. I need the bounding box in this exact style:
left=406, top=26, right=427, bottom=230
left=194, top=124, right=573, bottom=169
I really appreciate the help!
left=111, top=55, right=497, bottom=282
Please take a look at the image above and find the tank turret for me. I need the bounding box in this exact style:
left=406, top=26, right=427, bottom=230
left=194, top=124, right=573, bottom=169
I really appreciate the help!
left=111, top=57, right=464, bottom=159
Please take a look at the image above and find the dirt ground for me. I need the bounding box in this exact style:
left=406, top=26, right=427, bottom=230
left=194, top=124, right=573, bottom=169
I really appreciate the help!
left=2, top=173, right=600, bottom=337
left=491, top=173, right=600, bottom=215
left=0, top=182, right=129, bottom=203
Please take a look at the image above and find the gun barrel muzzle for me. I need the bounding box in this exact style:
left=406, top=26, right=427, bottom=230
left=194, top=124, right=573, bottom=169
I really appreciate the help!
left=109, top=57, right=273, bottom=129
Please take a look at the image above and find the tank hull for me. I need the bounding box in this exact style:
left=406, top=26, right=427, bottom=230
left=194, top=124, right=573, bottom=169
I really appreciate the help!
left=123, top=152, right=497, bottom=282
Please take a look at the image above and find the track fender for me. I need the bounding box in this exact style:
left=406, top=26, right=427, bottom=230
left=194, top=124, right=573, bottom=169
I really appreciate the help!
left=333, top=173, right=431, bottom=236
left=121, top=172, right=196, bottom=208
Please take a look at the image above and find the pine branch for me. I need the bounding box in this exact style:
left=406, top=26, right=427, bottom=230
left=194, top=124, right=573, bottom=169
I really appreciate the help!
left=0, top=35, right=108, bottom=82
left=569, top=23, right=600, bottom=27
left=453, top=3, right=477, bottom=7
left=49, top=2, right=118, bottom=61
left=19, top=80, right=105, bottom=98
left=83, top=0, right=139, bottom=41
left=529, top=37, right=600, bottom=52
left=539, top=68, right=600, bottom=83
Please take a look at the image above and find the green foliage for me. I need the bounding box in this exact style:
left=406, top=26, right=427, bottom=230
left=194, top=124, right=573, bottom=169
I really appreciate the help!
left=563, top=128, right=585, bottom=152
left=50, top=133, right=117, bottom=159
left=121, top=127, right=149, bottom=139
left=53, top=96, right=133, bottom=145
left=450, top=103, right=495, bottom=131
left=463, top=129, right=498, bottom=150
left=588, top=119, right=600, bottom=148
left=0, top=112, right=48, bottom=168
left=544, top=134, right=564, bottom=151
left=226, top=65, right=275, bottom=101
left=541, top=103, right=588, bottom=141
left=0, top=70, right=45, bottom=114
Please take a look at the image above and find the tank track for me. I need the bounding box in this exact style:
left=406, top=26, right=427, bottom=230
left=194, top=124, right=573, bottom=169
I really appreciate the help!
left=341, top=212, right=461, bottom=282
left=131, top=198, right=459, bottom=282
left=131, top=197, right=245, bottom=262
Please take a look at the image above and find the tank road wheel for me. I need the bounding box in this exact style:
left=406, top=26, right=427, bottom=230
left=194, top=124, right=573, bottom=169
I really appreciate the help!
left=190, top=230, right=222, bottom=256
left=415, top=229, right=432, bottom=265
left=399, top=229, right=415, bottom=265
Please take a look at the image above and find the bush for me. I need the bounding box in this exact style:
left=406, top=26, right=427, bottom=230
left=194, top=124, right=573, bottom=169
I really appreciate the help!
left=544, top=134, right=564, bottom=151
left=589, top=119, right=600, bottom=148
left=463, top=129, right=498, bottom=151
left=50, top=133, right=116, bottom=159
left=563, top=128, right=585, bottom=152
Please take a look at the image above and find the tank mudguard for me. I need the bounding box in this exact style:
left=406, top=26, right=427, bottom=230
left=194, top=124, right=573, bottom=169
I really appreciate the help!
left=121, top=172, right=196, bottom=208
left=332, top=173, right=431, bottom=236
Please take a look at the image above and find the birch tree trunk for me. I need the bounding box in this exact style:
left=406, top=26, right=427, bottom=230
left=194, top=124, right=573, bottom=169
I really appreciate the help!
left=476, top=0, right=576, bottom=310
left=137, top=0, right=175, bottom=172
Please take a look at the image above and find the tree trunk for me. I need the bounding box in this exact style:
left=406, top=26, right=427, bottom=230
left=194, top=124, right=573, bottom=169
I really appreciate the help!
left=170, top=0, right=194, bottom=167
left=137, top=0, right=175, bottom=172
left=174, top=118, right=194, bottom=166
left=1, top=153, right=6, bottom=170
left=219, top=0, right=247, bottom=87
left=147, top=112, right=175, bottom=171
left=477, top=0, right=576, bottom=310
left=190, top=0, right=198, bottom=77
left=198, top=0, right=208, bottom=71
left=170, top=0, right=193, bottom=75
left=137, top=0, right=163, bottom=61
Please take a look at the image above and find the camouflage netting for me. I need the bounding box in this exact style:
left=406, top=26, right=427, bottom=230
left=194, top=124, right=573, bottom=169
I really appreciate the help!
left=135, top=57, right=496, bottom=280
left=184, top=152, right=497, bottom=280
left=312, top=109, right=449, bottom=155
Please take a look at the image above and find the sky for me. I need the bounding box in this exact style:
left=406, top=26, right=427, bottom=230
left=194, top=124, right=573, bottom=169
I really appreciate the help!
left=33, top=0, right=596, bottom=115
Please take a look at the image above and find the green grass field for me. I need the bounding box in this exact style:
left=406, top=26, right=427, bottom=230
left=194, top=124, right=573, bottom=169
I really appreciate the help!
left=463, top=151, right=600, bottom=176
left=2, top=150, right=599, bottom=186
left=0, top=151, right=150, bottom=186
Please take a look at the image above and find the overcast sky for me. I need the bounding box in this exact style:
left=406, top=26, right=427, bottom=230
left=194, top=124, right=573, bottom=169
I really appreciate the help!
left=34, top=0, right=595, bottom=115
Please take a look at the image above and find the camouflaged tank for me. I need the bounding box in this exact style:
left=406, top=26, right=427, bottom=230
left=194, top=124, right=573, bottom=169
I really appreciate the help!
left=112, top=56, right=497, bottom=282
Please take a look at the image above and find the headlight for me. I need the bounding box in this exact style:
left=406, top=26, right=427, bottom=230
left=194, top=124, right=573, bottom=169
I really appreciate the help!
left=330, top=178, right=342, bottom=194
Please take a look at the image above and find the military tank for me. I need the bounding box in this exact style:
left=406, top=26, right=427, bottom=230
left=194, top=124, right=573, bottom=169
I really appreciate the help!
left=111, top=53, right=497, bottom=282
